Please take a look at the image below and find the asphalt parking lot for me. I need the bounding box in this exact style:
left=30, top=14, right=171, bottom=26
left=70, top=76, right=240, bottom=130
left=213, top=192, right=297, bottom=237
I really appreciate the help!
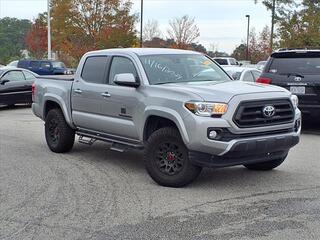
left=1, top=106, right=320, bottom=240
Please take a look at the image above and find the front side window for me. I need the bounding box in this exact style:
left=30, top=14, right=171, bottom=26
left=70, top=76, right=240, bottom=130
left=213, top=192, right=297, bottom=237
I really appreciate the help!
left=109, top=57, right=138, bottom=84
left=52, top=61, right=66, bottom=68
left=2, top=71, right=25, bottom=82
left=40, top=62, right=51, bottom=69
left=140, top=54, right=231, bottom=85
left=81, top=56, right=109, bottom=84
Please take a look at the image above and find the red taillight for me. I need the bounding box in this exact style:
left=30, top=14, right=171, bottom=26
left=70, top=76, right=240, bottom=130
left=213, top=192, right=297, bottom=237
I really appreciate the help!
left=32, top=83, right=36, bottom=102
left=256, top=77, right=272, bottom=84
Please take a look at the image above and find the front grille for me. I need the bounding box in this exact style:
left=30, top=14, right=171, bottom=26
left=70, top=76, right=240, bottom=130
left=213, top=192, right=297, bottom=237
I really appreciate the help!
left=233, top=99, right=295, bottom=128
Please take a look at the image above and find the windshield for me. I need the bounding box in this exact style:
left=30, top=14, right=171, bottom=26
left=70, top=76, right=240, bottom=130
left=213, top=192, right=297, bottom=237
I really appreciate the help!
left=52, top=61, right=66, bottom=68
left=139, top=54, right=231, bottom=85
left=269, top=57, right=320, bottom=75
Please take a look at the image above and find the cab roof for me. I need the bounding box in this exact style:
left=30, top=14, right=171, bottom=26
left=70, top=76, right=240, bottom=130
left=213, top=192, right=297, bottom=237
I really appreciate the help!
left=86, top=48, right=202, bottom=56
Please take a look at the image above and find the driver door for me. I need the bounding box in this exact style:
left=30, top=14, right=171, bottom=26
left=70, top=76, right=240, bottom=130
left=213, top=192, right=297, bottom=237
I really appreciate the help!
left=0, top=70, right=27, bottom=105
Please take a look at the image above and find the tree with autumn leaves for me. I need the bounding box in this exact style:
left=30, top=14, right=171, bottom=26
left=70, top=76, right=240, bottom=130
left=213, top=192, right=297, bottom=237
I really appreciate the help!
left=26, top=0, right=137, bottom=64
left=25, top=13, right=48, bottom=59
left=51, top=0, right=138, bottom=62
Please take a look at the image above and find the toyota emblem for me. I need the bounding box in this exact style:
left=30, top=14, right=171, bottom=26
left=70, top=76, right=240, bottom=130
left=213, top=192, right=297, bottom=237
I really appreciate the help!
left=262, top=105, right=275, bottom=118
left=294, top=76, right=302, bottom=81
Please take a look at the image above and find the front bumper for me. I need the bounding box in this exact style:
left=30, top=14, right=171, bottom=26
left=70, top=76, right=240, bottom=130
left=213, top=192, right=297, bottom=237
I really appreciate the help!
left=182, top=107, right=301, bottom=167
left=189, top=134, right=299, bottom=168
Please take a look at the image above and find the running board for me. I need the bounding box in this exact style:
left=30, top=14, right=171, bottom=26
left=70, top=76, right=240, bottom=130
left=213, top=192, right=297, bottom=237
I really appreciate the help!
left=76, top=128, right=144, bottom=150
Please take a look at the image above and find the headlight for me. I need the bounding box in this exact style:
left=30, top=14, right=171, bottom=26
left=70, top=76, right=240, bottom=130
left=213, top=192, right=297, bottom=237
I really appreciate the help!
left=291, top=95, right=298, bottom=109
left=185, top=102, right=228, bottom=117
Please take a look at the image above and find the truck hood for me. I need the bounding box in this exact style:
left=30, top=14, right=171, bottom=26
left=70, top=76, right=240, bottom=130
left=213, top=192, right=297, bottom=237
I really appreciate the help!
left=162, top=81, right=288, bottom=102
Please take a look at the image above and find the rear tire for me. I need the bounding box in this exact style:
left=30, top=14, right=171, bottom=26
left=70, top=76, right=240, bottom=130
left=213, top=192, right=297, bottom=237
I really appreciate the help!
left=144, top=127, right=202, bottom=187
left=244, top=155, right=287, bottom=171
left=45, top=108, right=75, bottom=153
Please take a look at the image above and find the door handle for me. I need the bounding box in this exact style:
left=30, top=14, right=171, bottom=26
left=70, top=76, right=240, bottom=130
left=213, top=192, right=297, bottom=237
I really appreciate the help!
left=101, top=92, right=111, bottom=98
left=74, top=89, right=82, bottom=94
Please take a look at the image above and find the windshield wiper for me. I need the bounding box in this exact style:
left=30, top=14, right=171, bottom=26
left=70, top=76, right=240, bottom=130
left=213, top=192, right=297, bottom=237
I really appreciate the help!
left=279, top=72, right=304, bottom=78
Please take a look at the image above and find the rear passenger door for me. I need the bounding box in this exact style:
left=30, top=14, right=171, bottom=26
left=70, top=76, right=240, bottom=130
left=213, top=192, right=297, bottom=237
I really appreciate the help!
left=71, top=55, right=110, bottom=131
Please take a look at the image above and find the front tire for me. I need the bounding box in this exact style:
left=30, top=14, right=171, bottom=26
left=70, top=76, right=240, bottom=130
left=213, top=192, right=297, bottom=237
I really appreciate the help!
left=144, top=127, right=202, bottom=187
left=244, top=155, right=287, bottom=171
left=45, top=108, right=75, bottom=153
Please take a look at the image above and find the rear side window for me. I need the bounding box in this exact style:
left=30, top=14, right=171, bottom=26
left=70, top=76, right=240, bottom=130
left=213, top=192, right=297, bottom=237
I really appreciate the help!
left=215, top=59, right=228, bottom=65
left=243, top=71, right=254, bottom=82
left=23, top=71, right=37, bottom=80
left=269, top=57, right=320, bottom=75
left=229, top=58, right=237, bottom=65
left=251, top=70, right=261, bottom=80
left=81, top=56, right=109, bottom=84
left=30, top=61, right=40, bottom=68
left=18, top=61, right=29, bottom=68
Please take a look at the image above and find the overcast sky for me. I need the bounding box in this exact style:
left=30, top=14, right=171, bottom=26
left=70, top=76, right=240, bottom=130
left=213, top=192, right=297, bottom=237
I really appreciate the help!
left=0, top=0, right=271, bottom=53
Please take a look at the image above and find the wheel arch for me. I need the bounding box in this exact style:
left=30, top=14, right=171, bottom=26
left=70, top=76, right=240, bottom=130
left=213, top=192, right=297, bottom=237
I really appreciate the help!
left=143, top=107, right=190, bottom=144
left=43, top=94, right=74, bottom=128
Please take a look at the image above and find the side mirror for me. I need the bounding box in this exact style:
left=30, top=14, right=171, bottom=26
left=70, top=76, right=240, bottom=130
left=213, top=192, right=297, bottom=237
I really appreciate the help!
left=114, top=73, right=140, bottom=88
left=0, top=79, right=9, bottom=85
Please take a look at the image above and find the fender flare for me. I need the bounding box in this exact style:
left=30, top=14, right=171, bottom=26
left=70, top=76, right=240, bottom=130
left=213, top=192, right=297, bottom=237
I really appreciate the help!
left=142, top=106, right=190, bottom=144
left=43, top=94, right=75, bottom=128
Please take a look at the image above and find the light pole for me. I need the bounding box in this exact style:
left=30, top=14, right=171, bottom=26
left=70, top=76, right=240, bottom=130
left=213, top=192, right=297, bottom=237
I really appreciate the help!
left=245, top=14, right=250, bottom=61
left=47, top=0, right=52, bottom=59
left=140, top=0, right=143, bottom=47
left=270, top=0, right=276, bottom=53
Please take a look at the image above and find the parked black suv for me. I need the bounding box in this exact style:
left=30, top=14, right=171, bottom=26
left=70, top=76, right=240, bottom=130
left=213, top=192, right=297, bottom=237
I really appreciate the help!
left=258, top=49, right=320, bottom=118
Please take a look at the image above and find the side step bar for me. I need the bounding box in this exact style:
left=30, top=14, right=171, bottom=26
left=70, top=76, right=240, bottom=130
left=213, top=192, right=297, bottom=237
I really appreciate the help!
left=76, top=128, right=144, bottom=151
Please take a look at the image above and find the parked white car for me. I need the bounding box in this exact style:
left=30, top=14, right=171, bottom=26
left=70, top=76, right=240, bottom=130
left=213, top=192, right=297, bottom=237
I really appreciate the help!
left=7, top=60, right=19, bottom=68
left=223, top=66, right=261, bottom=82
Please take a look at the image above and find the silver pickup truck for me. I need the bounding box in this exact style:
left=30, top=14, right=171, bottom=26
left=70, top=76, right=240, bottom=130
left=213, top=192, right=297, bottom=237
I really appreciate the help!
left=32, top=48, right=301, bottom=187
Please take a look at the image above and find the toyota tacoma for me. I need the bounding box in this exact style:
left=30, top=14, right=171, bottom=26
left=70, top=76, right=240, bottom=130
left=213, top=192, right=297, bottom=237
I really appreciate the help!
left=32, top=48, right=301, bottom=187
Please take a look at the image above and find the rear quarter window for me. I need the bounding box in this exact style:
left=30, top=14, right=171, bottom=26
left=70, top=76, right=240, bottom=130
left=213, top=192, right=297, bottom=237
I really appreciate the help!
left=81, top=56, right=109, bottom=84
left=18, top=61, right=29, bottom=68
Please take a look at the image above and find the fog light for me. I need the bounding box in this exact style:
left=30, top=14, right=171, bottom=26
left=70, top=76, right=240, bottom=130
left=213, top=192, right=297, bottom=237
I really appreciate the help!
left=209, top=130, right=218, bottom=139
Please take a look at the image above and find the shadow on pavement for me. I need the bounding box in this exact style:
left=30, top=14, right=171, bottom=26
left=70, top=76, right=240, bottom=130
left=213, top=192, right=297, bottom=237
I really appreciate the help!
left=0, top=104, right=31, bottom=111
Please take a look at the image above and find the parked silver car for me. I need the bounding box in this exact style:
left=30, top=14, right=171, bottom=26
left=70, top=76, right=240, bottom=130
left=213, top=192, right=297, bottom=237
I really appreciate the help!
left=223, top=66, right=261, bottom=82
